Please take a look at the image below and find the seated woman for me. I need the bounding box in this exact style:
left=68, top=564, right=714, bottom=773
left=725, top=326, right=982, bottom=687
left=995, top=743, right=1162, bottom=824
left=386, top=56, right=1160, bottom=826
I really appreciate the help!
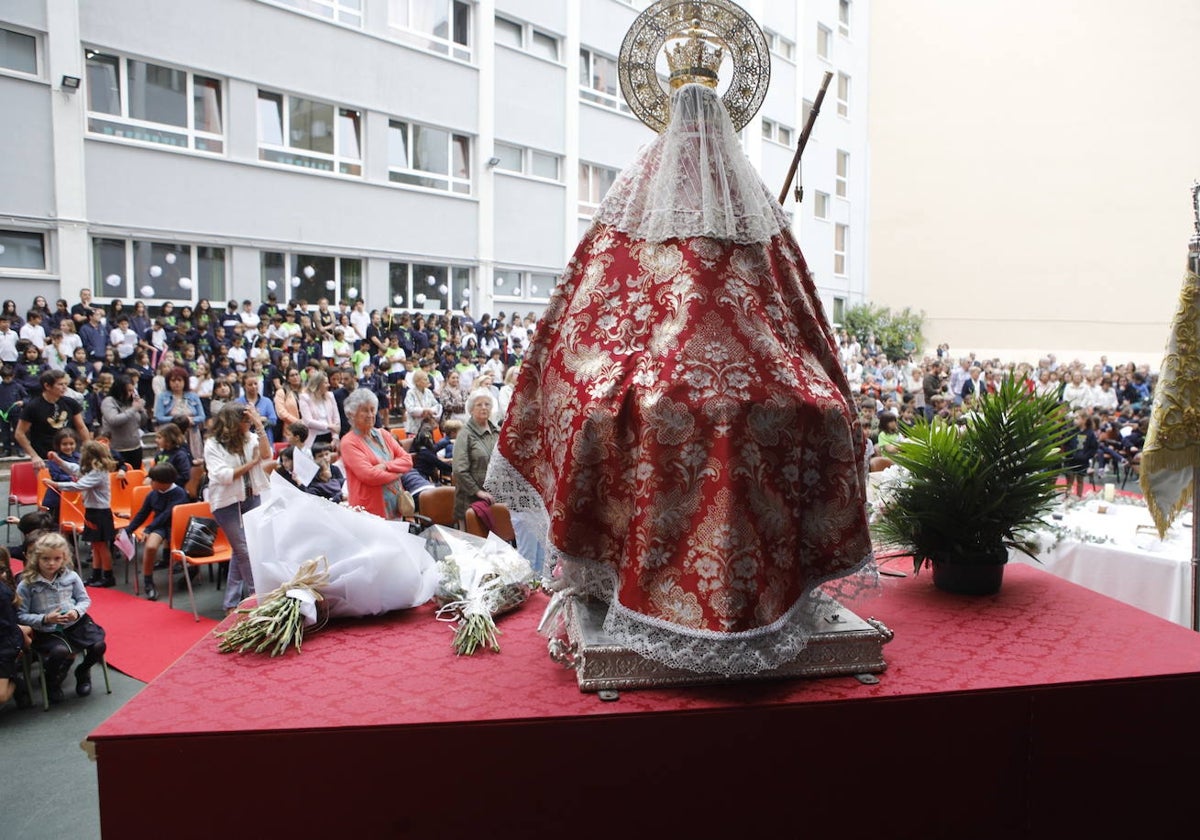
left=339, top=387, right=413, bottom=520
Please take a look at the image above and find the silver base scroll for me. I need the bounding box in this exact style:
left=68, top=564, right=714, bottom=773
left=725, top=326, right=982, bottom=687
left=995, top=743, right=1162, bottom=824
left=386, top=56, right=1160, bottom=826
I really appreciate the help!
left=549, top=595, right=894, bottom=692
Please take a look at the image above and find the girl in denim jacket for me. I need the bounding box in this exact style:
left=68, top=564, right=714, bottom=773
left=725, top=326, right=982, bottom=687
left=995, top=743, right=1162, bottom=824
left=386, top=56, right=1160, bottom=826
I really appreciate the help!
left=16, top=533, right=107, bottom=703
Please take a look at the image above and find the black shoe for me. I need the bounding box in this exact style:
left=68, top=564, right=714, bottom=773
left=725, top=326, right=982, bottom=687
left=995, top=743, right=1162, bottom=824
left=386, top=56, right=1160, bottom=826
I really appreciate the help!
left=96, top=572, right=116, bottom=588
left=47, top=683, right=65, bottom=704
left=75, top=665, right=92, bottom=697
left=153, top=557, right=169, bottom=570
left=13, top=676, right=31, bottom=709
left=145, top=584, right=158, bottom=601
left=84, top=571, right=104, bottom=587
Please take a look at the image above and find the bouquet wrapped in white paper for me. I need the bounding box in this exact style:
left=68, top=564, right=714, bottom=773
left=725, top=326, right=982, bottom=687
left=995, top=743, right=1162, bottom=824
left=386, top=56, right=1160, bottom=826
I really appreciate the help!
left=425, top=525, right=537, bottom=655
left=225, top=474, right=439, bottom=654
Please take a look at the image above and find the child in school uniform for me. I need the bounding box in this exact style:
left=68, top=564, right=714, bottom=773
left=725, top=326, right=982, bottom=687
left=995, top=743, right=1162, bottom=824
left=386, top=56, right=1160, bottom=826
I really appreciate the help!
left=121, top=463, right=189, bottom=601
left=16, top=533, right=107, bottom=702
left=45, top=440, right=118, bottom=588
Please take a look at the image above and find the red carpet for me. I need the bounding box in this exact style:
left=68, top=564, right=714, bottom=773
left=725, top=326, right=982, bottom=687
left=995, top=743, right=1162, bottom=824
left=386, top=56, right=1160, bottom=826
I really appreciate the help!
left=85, top=585, right=218, bottom=683
left=11, top=559, right=218, bottom=683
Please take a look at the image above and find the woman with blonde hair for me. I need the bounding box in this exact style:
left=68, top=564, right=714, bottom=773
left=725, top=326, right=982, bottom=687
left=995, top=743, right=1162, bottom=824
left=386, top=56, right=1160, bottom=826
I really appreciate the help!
left=298, top=369, right=340, bottom=450
left=203, top=403, right=271, bottom=614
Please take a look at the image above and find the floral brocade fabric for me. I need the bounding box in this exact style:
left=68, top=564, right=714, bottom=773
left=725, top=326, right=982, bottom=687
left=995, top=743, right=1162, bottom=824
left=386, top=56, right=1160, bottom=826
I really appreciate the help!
left=494, top=224, right=873, bottom=661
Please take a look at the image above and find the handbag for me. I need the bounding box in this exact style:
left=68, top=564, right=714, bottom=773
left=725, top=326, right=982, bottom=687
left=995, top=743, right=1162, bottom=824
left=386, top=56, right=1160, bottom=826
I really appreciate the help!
left=180, top=516, right=219, bottom=557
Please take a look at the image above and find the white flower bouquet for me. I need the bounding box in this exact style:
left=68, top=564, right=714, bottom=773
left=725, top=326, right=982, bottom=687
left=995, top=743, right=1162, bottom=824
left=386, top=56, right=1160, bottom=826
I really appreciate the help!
left=223, top=474, right=440, bottom=655
left=425, top=525, right=537, bottom=655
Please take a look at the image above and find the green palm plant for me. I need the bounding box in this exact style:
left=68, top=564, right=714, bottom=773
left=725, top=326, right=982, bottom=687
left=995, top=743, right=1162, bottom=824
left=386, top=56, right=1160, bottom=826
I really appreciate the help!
left=870, top=377, right=1071, bottom=587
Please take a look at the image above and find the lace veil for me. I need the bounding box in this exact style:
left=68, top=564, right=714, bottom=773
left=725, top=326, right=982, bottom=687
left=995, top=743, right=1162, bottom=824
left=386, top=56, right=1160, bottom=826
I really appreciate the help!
left=594, top=83, right=789, bottom=245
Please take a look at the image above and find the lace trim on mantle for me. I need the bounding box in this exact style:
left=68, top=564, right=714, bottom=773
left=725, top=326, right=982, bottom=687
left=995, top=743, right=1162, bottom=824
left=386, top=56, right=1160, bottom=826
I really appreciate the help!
left=485, top=450, right=881, bottom=676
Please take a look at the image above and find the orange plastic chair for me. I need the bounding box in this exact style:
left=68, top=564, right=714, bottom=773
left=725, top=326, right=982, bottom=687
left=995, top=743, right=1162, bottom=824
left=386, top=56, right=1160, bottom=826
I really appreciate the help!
left=120, top=484, right=155, bottom=592
left=110, top=469, right=145, bottom=526
left=168, top=501, right=233, bottom=621
left=464, top=503, right=517, bottom=544
left=431, top=427, right=444, bottom=443
left=57, top=491, right=87, bottom=560
left=35, top=468, right=52, bottom=507
left=126, top=485, right=154, bottom=542
left=390, top=428, right=408, bottom=445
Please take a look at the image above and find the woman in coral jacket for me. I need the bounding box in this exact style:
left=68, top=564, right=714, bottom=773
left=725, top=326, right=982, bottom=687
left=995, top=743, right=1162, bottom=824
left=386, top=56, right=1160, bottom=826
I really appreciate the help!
left=339, top=388, right=413, bottom=519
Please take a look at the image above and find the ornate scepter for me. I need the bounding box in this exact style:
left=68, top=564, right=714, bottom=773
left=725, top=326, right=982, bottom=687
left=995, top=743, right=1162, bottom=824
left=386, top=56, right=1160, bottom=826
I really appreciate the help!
left=1189, top=181, right=1199, bottom=631
left=777, top=70, right=834, bottom=206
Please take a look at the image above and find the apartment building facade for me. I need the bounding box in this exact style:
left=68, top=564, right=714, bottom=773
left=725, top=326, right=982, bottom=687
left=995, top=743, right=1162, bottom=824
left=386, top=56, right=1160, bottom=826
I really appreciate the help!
left=0, top=0, right=869, bottom=325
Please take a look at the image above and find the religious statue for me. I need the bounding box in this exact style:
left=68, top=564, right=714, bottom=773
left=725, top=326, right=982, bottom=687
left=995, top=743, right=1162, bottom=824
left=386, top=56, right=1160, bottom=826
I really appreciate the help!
left=487, top=0, right=880, bottom=682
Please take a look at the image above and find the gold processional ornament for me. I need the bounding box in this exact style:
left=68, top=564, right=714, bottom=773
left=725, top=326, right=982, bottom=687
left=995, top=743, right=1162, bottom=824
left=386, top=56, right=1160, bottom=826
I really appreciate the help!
left=618, top=0, right=771, bottom=133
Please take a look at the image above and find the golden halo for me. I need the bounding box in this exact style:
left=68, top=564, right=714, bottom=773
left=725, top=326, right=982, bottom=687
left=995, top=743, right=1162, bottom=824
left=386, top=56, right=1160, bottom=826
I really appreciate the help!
left=618, top=0, right=771, bottom=133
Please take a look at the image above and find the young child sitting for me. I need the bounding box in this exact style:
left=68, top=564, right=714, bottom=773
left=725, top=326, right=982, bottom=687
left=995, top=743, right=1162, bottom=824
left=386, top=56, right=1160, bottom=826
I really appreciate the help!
left=121, top=463, right=189, bottom=601
left=5, top=510, right=55, bottom=563
left=304, top=441, right=345, bottom=502
left=43, top=429, right=81, bottom=526
left=151, top=422, right=192, bottom=489
left=286, top=420, right=310, bottom=454
left=16, top=533, right=108, bottom=702
left=45, top=440, right=118, bottom=587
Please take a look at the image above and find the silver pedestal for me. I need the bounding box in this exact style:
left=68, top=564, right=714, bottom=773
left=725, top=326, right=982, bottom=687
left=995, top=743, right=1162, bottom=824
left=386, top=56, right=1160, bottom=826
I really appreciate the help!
left=549, top=596, right=894, bottom=692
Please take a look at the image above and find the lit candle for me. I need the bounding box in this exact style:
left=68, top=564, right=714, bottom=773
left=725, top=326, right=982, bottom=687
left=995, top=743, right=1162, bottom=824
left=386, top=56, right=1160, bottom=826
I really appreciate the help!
left=1103, top=483, right=1116, bottom=502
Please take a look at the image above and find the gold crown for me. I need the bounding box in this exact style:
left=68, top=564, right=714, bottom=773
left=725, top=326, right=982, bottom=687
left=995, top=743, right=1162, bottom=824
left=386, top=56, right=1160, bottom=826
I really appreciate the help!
left=665, top=20, right=723, bottom=90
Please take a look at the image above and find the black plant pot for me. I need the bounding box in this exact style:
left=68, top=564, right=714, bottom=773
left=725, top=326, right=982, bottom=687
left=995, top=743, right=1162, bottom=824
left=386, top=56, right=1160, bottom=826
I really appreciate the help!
left=931, top=560, right=1005, bottom=596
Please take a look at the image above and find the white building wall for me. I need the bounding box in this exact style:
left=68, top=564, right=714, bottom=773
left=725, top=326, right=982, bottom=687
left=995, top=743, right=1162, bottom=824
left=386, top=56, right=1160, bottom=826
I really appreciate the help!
left=0, top=0, right=871, bottom=327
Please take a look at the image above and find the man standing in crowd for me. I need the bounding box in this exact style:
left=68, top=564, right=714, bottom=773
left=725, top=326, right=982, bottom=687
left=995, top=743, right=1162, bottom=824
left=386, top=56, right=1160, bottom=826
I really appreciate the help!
left=14, top=369, right=91, bottom=469
left=78, top=306, right=108, bottom=374
left=922, top=361, right=943, bottom=422
left=70, top=288, right=95, bottom=327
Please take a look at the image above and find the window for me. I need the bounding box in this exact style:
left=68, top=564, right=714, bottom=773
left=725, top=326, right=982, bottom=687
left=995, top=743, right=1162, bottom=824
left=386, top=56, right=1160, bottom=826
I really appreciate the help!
left=92, top=238, right=226, bottom=302
left=836, top=150, right=849, bottom=198
left=0, top=27, right=37, bottom=75
left=578, top=163, right=618, bottom=215
left=0, top=230, right=47, bottom=270
left=834, top=224, right=848, bottom=276
left=269, top=0, right=362, bottom=26
left=838, top=0, right=851, bottom=37
left=817, top=25, right=831, bottom=61
left=258, top=90, right=362, bottom=176
left=494, top=142, right=562, bottom=181
left=389, top=262, right=471, bottom=310
left=580, top=47, right=629, bottom=114
left=837, top=72, right=850, bottom=118
left=85, top=51, right=224, bottom=153
left=389, top=119, right=471, bottom=194
left=389, top=0, right=472, bottom=61
left=495, top=15, right=559, bottom=61
left=262, top=252, right=362, bottom=303
left=764, top=29, right=794, bottom=62
left=814, top=192, right=830, bottom=221
left=761, top=118, right=794, bottom=146
left=832, top=296, right=846, bottom=327
left=493, top=269, right=554, bottom=303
